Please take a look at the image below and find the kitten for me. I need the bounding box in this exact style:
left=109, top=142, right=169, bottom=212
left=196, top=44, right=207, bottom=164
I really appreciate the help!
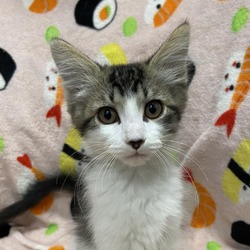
left=0, top=23, right=196, bottom=249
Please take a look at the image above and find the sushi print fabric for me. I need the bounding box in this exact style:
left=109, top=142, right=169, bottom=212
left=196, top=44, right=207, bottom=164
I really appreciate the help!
left=0, top=0, right=250, bottom=249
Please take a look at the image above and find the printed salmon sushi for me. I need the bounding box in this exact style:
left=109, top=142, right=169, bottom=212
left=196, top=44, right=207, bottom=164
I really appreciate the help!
left=75, top=0, right=117, bottom=30
left=22, top=0, right=57, bottom=13
left=144, top=0, right=182, bottom=27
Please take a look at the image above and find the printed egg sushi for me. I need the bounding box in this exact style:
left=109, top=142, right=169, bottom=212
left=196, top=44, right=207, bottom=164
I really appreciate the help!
left=75, top=0, right=117, bottom=30
left=96, top=43, right=127, bottom=66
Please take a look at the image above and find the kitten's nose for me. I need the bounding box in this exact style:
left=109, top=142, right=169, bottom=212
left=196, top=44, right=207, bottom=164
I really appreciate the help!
left=127, top=140, right=145, bottom=150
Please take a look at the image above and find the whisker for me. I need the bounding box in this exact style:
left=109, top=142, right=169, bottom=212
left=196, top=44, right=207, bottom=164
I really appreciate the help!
left=107, top=155, right=119, bottom=186
left=157, top=148, right=199, bottom=215
left=56, top=167, right=76, bottom=200
left=153, top=151, right=169, bottom=177
left=76, top=150, right=109, bottom=213
left=95, top=153, right=112, bottom=193
left=182, top=167, right=200, bottom=214
left=158, top=147, right=181, bottom=166
left=162, top=145, right=208, bottom=181
left=160, top=138, right=191, bottom=148
left=101, top=156, right=117, bottom=192
left=108, top=156, right=117, bottom=185
left=77, top=150, right=107, bottom=185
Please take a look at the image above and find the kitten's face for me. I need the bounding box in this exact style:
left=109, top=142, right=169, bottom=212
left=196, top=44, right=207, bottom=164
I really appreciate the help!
left=50, top=23, right=195, bottom=167
left=79, top=64, right=187, bottom=167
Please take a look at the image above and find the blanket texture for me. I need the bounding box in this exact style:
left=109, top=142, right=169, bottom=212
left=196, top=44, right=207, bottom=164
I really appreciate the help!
left=1, top=0, right=250, bottom=249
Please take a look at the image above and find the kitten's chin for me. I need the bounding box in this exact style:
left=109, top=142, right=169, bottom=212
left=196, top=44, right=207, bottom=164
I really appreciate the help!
left=120, top=153, right=151, bottom=167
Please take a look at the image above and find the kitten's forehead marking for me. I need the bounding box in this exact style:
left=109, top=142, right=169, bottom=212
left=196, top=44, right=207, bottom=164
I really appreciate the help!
left=122, top=97, right=143, bottom=120
left=108, top=65, right=147, bottom=101
left=120, top=97, right=145, bottom=141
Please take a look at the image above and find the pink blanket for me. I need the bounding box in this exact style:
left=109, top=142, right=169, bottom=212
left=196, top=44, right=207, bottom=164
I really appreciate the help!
left=1, top=0, right=250, bottom=249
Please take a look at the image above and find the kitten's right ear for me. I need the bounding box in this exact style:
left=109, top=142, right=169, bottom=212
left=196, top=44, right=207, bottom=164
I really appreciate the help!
left=50, top=38, right=100, bottom=101
left=149, top=23, right=190, bottom=69
left=148, top=23, right=194, bottom=87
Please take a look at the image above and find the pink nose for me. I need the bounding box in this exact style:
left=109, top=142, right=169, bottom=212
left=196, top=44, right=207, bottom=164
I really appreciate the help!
left=127, top=140, right=145, bottom=150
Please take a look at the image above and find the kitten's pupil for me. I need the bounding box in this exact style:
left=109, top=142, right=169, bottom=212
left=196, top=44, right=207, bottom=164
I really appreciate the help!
left=104, top=110, right=112, bottom=120
left=149, top=103, right=157, bottom=114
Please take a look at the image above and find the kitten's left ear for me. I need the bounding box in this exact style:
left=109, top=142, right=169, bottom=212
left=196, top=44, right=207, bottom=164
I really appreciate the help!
left=50, top=38, right=100, bottom=93
left=148, top=23, right=195, bottom=86
left=50, top=38, right=101, bottom=116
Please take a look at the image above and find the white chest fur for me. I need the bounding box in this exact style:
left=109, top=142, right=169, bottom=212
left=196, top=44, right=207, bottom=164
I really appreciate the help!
left=82, top=161, right=187, bottom=250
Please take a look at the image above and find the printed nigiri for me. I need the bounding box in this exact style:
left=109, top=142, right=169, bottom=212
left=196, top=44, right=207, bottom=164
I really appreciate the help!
left=96, top=43, right=127, bottom=65
left=22, top=0, right=57, bottom=13
left=144, top=0, right=182, bottom=28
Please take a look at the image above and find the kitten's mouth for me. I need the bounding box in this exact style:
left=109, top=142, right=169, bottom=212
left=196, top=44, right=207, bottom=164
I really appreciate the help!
left=126, top=152, right=147, bottom=159
left=122, top=152, right=151, bottom=167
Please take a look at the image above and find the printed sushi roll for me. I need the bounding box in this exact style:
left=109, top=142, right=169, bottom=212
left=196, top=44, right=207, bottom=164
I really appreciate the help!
left=0, top=48, right=16, bottom=91
left=75, top=0, right=117, bottom=30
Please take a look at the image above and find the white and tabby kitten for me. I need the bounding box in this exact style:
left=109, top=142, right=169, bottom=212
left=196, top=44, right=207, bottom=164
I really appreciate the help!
left=0, top=23, right=196, bottom=250
left=50, top=23, right=195, bottom=250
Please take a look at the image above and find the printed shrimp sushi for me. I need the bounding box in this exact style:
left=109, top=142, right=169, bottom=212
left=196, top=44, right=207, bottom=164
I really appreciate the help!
left=75, top=0, right=117, bottom=30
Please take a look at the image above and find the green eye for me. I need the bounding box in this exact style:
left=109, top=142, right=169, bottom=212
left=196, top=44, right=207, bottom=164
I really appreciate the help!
left=145, top=100, right=163, bottom=119
left=98, top=107, right=119, bottom=124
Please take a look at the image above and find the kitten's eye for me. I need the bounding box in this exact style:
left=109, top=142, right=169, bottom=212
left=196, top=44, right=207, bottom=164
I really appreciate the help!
left=145, top=101, right=163, bottom=119
left=98, top=107, right=118, bottom=124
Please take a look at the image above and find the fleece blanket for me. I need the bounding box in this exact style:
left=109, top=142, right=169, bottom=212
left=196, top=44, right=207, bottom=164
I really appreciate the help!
left=0, top=0, right=250, bottom=249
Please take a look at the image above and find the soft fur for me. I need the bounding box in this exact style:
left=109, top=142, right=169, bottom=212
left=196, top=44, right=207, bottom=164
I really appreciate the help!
left=0, top=23, right=196, bottom=250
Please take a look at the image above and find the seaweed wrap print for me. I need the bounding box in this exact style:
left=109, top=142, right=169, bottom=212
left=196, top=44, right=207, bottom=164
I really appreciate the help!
left=75, top=0, right=117, bottom=30
left=0, top=48, right=16, bottom=91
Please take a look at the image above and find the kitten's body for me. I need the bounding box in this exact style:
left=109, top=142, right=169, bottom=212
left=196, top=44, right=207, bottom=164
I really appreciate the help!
left=0, top=23, right=196, bottom=249
left=76, top=159, right=188, bottom=250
